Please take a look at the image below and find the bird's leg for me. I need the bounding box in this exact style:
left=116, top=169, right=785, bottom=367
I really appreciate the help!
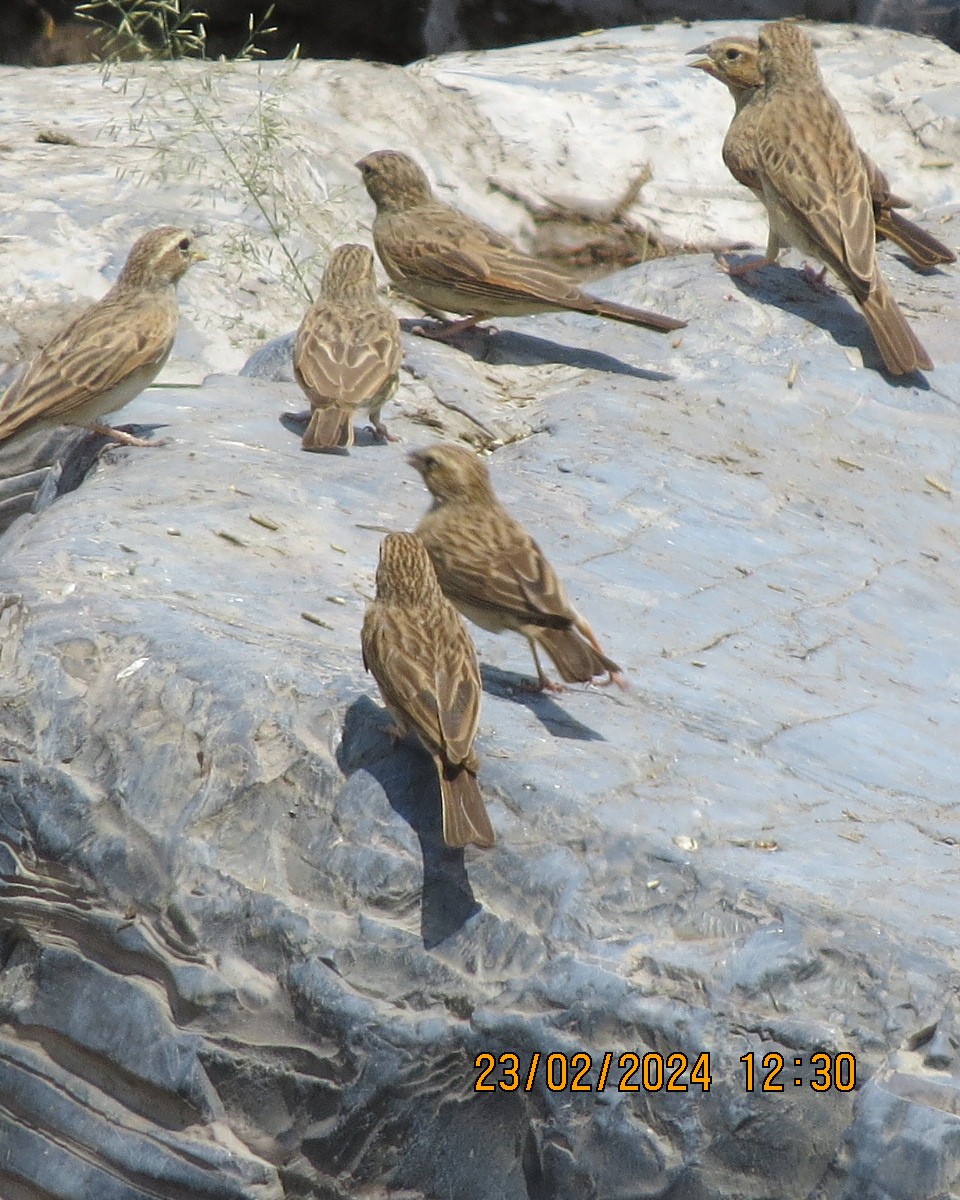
left=801, top=262, right=832, bottom=291
left=571, top=615, right=629, bottom=690
left=520, top=638, right=564, bottom=693
left=716, top=251, right=778, bottom=279
left=368, top=419, right=399, bottom=443
left=87, top=423, right=162, bottom=448
left=412, top=314, right=487, bottom=341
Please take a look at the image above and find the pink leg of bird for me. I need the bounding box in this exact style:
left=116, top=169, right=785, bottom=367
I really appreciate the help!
left=88, top=423, right=161, bottom=447
left=412, top=314, right=489, bottom=341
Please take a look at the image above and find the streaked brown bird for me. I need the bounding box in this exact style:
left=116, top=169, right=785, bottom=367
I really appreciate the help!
left=361, top=531, right=495, bottom=850
left=0, top=226, right=204, bottom=447
left=355, top=149, right=686, bottom=340
left=293, top=243, right=402, bottom=452
left=688, top=34, right=955, bottom=271
left=746, top=21, right=933, bottom=375
left=408, top=442, right=624, bottom=693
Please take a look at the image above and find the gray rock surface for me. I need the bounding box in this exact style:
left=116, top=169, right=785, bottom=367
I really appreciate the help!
left=0, top=22, right=959, bottom=1200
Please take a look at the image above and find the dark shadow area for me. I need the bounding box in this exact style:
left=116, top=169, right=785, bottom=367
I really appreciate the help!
left=399, top=318, right=673, bottom=381
left=726, top=262, right=930, bottom=389
left=337, top=697, right=481, bottom=949
left=480, top=664, right=605, bottom=741
left=0, top=425, right=168, bottom=537
left=278, top=410, right=391, bottom=451
left=890, top=252, right=954, bottom=278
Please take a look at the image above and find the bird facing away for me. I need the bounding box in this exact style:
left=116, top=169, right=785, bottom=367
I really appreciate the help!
left=355, top=149, right=686, bottom=340
left=0, top=226, right=204, bottom=447
left=688, top=35, right=956, bottom=271
left=361, top=531, right=495, bottom=850
left=293, top=243, right=402, bottom=452
left=408, top=442, right=624, bottom=693
left=747, top=21, right=933, bottom=375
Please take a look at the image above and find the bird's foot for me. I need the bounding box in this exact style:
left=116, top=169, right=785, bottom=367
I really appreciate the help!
left=411, top=315, right=487, bottom=341
left=520, top=675, right=565, bottom=695
left=597, top=670, right=630, bottom=691
left=88, top=423, right=164, bottom=448
left=716, top=251, right=777, bottom=280
left=370, top=421, right=399, bottom=444
left=801, top=262, right=832, bottom=292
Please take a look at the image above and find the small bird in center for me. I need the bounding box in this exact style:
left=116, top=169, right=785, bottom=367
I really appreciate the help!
left=356, top=149, right=686, bottom=341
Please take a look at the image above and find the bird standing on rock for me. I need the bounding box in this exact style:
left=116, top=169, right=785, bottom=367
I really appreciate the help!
left=747, top=21, right=933, bottom=375
left=0, top=226, right=204, bottom=447
left=356, top=149, right=686, bottom=341
left=361, top=531, right=495, bottom=850
left=687, top=34, right=956, bottom=272
left=408, top=442, right=624, bottom=693
left=293, top=243, right=402, bottom=452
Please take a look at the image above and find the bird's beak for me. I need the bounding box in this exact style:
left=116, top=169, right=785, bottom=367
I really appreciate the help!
left=687, top=55, right=716, bottom=75
left=406, top=450, right=425, bottom=471
left=190, top=248, right=208, bottom=264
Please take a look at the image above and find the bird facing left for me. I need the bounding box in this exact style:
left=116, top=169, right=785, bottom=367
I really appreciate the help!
left=0, top=226, right=205, bottom=447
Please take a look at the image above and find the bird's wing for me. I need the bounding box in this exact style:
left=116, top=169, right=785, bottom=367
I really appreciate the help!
left=431, top=514, right=574, bottom=631
left=295, top=303, right=400, bottom=406
left=362, top=604, right=477, bottom=766
left=378, top=204, right=584, bottom=309
left=0, top=292, right=177, bottom=435
left=757, top=89, right=876, bottom=293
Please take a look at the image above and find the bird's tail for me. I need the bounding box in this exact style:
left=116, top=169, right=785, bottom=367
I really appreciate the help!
left=301, top=405, right=353, bottom=452
left=439, top=767, right=495, bottom=849
left=536, top=627, right=623, bottom=686
left=578, top=293, right=687, bottom=334
left=860, top=276, right=933, bottom=376
left=875, top=210, right=956, bottom=270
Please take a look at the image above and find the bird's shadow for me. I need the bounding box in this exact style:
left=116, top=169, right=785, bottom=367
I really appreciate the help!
left=278, top=410, right=388, bottom=450
left=337, top=696, right=482, bottom=949
left=725, top=261, right=929, bottom=389
left=399, top=318, right=672, bottom=382
left=890, top=252, right=953, bottom=279
left=479, top=664, right=605, bottom=741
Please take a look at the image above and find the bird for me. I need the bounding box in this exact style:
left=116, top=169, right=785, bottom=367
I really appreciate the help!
left=293, top=243, right=402, bottom=452
left=408, top=442, right=624, bottom=693
left=355, top=149, right=686, bottom=340
left=0, top=226, right=204, bottom=447
left=361, top=531, right=495, bottom=850
left=742, top=20, right=934, bottom=375
left=687, top=34, right=956, bottom=271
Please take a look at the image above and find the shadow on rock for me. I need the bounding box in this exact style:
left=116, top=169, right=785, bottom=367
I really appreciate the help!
left=278, top=410, right=392, bottom=450
left=727, top=263, right=930, bottom=388
left=337, top=697, right=481, bottom=949
left=480, top=664, right=605, bottom=741
left=0, top=425, right=168, bottom=537
left=400, top=318, right=673, bottom=381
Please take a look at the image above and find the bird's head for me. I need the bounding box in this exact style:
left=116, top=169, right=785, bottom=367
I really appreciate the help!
left=356, top=150, right=435, bottom=214
left=687, top=36, right=762, bottom=96
left=116, top=226, right=205, bottom=291
left=407, top=443, right=496, bottom=507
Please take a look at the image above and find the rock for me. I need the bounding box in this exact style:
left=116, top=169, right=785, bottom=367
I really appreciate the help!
left=0, top=23, right=959, bottom=1200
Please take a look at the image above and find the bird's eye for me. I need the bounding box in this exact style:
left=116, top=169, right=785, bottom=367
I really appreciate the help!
left=178, top=237, right=191, bottom=251
left=725, top=48, right=740, bottom=60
